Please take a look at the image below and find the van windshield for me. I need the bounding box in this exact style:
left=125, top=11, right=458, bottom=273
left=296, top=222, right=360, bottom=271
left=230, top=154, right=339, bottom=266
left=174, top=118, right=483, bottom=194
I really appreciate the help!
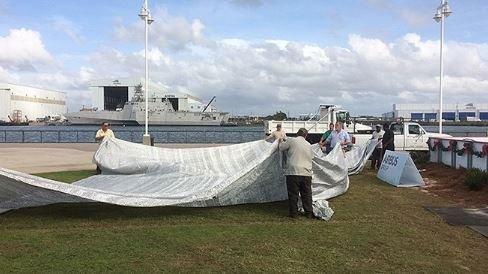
left=408, top=124, right=420, bottom=135
left=337, top=111, right=349, bottom=123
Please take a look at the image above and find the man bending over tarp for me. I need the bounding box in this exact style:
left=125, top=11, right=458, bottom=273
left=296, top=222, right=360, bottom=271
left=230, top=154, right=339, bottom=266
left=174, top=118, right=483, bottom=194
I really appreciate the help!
left=279, top=128, right=315, bottom=219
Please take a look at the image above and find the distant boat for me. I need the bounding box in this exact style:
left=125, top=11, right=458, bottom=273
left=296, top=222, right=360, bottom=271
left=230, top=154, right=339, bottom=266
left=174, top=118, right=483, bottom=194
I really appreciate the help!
left=1, top=114, right=29, bottom=126
left=65, top=86, right=229, bottom=126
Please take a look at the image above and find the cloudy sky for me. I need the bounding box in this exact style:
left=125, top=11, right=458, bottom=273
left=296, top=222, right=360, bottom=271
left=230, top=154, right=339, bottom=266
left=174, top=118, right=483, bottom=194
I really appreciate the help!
left=0, top=0, right=487, bottom=116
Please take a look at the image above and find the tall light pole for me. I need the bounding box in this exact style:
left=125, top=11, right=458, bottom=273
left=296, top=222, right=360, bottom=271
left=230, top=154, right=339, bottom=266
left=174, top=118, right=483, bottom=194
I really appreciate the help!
left=433, top=0, right=452, bottom=134
left=139, top=0, right=154, bottom=145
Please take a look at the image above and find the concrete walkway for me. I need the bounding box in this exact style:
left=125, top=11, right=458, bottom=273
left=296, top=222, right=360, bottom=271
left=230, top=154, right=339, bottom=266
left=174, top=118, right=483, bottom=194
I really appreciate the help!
left=426, top=206, right=488, bottom=237
left=0, top=143, right=225, bottom=174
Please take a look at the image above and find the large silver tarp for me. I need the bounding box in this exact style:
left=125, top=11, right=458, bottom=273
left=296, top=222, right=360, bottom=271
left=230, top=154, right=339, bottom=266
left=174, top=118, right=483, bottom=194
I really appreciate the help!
left=321, top=139, right=379, bottom=175
left=0, top=138, right=376, bottom=219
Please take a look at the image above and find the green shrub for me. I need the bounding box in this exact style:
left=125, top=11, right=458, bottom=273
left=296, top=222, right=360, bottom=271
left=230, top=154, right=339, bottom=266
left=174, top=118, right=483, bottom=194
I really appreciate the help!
left=411, top=151, right=430, bottom=168
left=465, top=168, right=488, bottom=191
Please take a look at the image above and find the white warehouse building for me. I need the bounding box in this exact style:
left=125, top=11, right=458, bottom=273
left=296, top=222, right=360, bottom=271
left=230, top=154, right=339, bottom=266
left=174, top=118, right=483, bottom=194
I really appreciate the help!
left=0, top=83, right=67, bottom=123
left=89, top=78, right=216, bottom=113
left=392, top=103, right=488, bottom=122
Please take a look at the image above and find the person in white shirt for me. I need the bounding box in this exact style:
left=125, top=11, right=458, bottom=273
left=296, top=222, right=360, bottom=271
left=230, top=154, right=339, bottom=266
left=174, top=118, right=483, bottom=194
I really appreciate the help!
left=95, top=122, right=115, bottom=143
left=278, top=128, right=314, bottom=219
left=370, top=124, right=384, bottom=169
left=325, top=122, right=351, bottom=152
left=266, top=124, right=287, bottom=142
left=94, top=122, right=115, bottom=174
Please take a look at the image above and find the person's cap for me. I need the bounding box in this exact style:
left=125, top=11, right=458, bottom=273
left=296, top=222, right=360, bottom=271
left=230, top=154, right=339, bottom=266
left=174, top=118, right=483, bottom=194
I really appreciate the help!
left=297, top=128, right=307, bottom=136
left=375, top=124, right=381, bottom=128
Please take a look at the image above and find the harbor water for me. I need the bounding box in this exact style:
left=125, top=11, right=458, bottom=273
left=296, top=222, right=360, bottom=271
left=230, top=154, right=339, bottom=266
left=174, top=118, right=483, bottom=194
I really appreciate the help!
left=422, top=126, right=488, bottom=137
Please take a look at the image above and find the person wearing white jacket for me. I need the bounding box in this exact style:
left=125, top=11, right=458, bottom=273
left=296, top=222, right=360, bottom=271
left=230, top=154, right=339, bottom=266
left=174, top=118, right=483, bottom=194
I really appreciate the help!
left=279, top=128, right=314, bottom=219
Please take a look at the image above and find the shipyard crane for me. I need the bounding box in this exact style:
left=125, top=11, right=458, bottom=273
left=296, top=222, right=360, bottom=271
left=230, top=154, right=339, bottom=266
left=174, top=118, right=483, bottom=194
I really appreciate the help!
left=203, top=96, right=216, bottom=112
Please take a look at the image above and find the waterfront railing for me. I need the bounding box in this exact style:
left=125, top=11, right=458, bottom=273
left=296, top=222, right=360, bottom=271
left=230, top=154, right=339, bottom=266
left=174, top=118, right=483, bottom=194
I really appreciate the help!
left=0, top=129, right=264, bottom=144
left=0, top=127, right=486, bottom=143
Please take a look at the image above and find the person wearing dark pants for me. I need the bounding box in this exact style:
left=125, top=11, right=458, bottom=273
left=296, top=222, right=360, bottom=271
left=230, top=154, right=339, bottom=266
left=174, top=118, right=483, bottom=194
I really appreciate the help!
left=285, top=175, right=313, bottom=217
left=370, top=124, right=384, bottom=170
left=381, top=122, right=395, bottom=159
left=279, top=128, right=314, bottom=219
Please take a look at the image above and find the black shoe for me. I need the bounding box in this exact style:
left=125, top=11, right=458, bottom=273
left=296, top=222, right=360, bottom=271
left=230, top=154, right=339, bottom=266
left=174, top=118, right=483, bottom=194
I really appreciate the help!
left=305, top=213, right=316, bottom=219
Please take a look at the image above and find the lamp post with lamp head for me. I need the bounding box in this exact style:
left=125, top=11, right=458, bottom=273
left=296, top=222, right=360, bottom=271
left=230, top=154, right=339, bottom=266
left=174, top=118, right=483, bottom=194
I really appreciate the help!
left=433, top=0, right=452, bottom=134
left=139, top=0, right=154, bottom=145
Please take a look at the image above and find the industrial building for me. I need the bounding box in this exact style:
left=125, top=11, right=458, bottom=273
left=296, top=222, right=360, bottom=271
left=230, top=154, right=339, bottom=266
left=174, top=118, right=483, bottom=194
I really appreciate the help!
left=0, top=83, right=66, bottom=123
left=389, top=103, right=488, bottom=122
left=89, top=78, right=216, bottom=112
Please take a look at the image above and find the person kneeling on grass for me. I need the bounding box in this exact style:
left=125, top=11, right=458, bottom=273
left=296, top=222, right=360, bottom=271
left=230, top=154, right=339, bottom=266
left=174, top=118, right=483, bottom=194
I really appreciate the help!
left=278, top=128, right=315, bottom=219
left=94, top=122, right=115, bottom=174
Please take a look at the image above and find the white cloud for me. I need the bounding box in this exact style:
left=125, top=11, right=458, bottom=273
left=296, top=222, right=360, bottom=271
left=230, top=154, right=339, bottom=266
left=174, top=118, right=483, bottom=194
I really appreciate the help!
left=79, top=66, right=96, bottom=83
left=398, top=90, right=415, bottom=100
left=135, top=47, right=170, bottom=66
left=0, top=28, right=52, bottom=70
left=51, top=16, right=85, bottom=43
left=221, top=38, right=251, bottom=49
left=0, top=28, right=97, bottom=111
left=114, top=8, right=206, bottom=50
left=84, top=32, right=488, bottom=115
left=0, top=66, right=18, bottom=82
left=264, top=40, right=289, bottom=50
left=348, top=34, right=393, bottom=62
left=1, top=23, right=488, bottom=117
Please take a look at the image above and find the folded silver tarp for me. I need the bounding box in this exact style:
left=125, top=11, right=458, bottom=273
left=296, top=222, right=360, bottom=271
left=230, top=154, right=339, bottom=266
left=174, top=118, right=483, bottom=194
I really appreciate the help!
left=343, top=139, right=379, bottom=175
left=0, top=138, right=376, bottom=219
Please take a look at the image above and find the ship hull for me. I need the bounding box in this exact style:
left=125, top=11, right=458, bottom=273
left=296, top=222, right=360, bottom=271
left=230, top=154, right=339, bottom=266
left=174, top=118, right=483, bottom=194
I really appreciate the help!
left=66, top=97, right=229, bottom=126
left=68, top=118, right=225, bottom=126
left=65, top=112, right=229, bottom=126
left=66, top=116, right=140, bottom=126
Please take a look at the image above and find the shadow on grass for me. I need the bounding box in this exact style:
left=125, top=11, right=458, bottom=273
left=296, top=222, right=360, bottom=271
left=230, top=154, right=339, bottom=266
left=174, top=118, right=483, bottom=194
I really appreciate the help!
left=2, top=201, right=290, bottom=221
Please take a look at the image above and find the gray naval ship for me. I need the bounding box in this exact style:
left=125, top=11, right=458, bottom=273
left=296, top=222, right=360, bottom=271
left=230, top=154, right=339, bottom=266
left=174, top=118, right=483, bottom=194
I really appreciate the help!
left=65, top=87, right=229, bottom=126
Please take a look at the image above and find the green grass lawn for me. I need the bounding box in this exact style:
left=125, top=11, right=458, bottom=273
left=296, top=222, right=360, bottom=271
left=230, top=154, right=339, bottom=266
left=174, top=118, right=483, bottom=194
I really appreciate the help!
left=31, top=170, right=97, bottom=183
left=0, top=170, right=487, bottom=272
